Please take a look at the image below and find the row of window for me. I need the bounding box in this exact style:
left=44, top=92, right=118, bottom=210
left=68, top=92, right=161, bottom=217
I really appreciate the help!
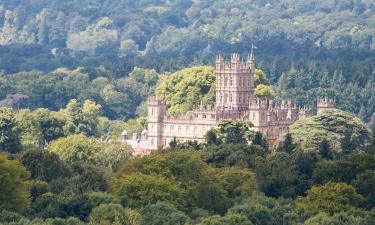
left=217, top=75, right=251, bottom=87
left=218, top=92, right=249, bottom=104
left=163, top=124, right=214, bottom=135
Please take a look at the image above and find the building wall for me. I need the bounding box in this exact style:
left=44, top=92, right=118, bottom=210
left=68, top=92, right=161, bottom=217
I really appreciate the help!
left=147, top=54, right=335, bottom=150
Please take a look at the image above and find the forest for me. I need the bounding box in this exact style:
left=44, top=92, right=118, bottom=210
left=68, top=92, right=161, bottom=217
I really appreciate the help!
left=1, top=0, right=375, bottom=224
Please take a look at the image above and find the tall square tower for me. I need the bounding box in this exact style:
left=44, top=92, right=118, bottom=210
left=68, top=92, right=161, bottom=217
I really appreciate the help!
left=215, top=53, right=255, bottom=111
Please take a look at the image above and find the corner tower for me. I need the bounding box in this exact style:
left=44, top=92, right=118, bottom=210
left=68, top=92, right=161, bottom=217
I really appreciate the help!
left=147, top=97, right=166, bottom=149
left=317, top=97, right=336, bottom=114
left=215, top=53, right=255, bottom=111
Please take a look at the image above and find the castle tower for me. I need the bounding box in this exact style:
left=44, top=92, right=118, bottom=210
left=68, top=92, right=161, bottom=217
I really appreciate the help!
left=298, top=106, right=310, bottom=119
left=248, top=98, right=270, bottom=129
left=215, top=53, right=255, bottom=111
left=317, top=97, right=336, bottom=114
left=147, top=97, right=166, bottom=149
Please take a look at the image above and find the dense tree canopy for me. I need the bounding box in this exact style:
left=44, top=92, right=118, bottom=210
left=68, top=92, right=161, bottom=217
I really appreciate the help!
left=155, top=66, right=215, bottom=116
left=290, top=109, right=373, bottom=152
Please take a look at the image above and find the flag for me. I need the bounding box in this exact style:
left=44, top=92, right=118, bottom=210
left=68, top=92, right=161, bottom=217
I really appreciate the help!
left=252, top=44, right=258, bottom=49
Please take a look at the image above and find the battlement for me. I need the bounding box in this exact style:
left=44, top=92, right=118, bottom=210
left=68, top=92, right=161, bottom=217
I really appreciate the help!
left=215, top=53, right=255, bottom=72
left=317, top=97, right=336, bottom=113
left=147, top=96, right=166, bottom=105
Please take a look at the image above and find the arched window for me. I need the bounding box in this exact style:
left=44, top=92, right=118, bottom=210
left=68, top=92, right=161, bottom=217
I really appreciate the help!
left=230, top=77, right=233, bottom=86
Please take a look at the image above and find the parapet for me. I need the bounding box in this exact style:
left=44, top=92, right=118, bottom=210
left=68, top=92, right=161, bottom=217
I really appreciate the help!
left=317, top=97, right=336, bottom=108
left=148, top=96, right=166, bottom=105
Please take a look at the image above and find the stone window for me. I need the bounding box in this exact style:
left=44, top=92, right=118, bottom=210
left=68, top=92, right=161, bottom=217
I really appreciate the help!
left=178, top=126, right=182, bottom=133
left=230, top=77, right=233, bottom=86
left=224, top=77, right=227, bottom=87
left=170, top=125, right=174, bottom=133
left=186, top=126, right=190, bottom=133
left=239, top=77, right=242, bottom=87
left=203, top=114, right=207, bottom=118
left=244, top=77, right=247, bottom=86
left=230, top=93, right=232, bottom=102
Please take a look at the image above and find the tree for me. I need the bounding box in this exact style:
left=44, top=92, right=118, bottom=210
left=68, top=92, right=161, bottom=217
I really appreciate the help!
left=0, top=108, right=21, bottom=153
left=111, top=173, right=187, bottom=209
left=303, top=212, right=361, bottom=225
left=200, top=213, right=253, bottom=225
left=277, top=133, right=296, bottom=153
left=227, top=193, right=297, bottom=225
left=312, top=152, right=375, bottom=185
left=290, top=109, right=373, bottom=152
left=140, top=202, right=189, bottom=225
left=254, top=152, right=299, bottom=198
left=48, top=134, right=100, bottom=164
left=296, top=182, right=366, bottom=216
left=88, top=204, right=136, bottom=225
left=0, top=154, right=30, bottom=214
left=216, top=120, right=253, bottom=145
left=254, top=85, right=276, bottom=98
left=319, top=139, right=334, bottom=160
left=254, top=69, right=270, bottom=87
left=205, top=129, right=221, bottom=146
left=352, top=170, right=375, bottom=209
left=155, top=66, right=215, bottom=116
left=202, top=144, right=267, bottom=168
left=252, top=131, right=267, bottom=149
left=21, top=149, right=69, bottom=181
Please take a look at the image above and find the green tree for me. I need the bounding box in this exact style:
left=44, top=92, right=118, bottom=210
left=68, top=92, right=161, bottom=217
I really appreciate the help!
left=155, top=66, right=215, bottom=116
left=255, top=152, right=299, bottom=198
left=48, top=134, right=100, bottom=164
left=140, top=202, right=189, bottom=225
left=254, top=84, right=276, bottom=98
left=252, top=131, right=267, bottom=149
left=352, top=170, right=375, bottom=209
left=296, top=182, right=366, bottom=216
left=254, top=69, right=270, bottom=87
left=0, top=154, right=31, bottom=214
left=290, top=109, right=373, bottom=152
left=278, top=133, right=296, bottom=153
left=216, top=120, right=253, bottom=145
left=0, top=108, right=21, bottom=153
left=319, top=139, right=334, bottom=160
left=88, top=204, right=135, bottom=225
left=21, top=149, right=69, bottom=181
left=111, top=173, right=187, bottom=209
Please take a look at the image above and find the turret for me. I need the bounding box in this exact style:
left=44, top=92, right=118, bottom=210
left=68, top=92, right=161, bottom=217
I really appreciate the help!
left=147, top=96, right=167, bottom=149
left=317, top=97, right=336, bottom=114
left=298, top=106, right=310, bottom=119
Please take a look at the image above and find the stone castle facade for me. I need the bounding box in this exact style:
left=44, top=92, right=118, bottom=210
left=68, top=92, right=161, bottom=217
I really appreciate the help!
left=147, top=53, right=335, bottom=150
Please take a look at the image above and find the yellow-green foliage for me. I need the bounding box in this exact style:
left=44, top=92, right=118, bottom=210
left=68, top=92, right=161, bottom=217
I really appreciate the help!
left=49, top=135, right=132, bottom=168
left=155, top=66, right=215, bottom=116
left=254, top=84, right=276, bottom=98
left=0, top=154, right=31, bottom=214
left=296, top=182, right=366, bottom=216
left=254, top=69, right=270, bottom=87
left=290, top=109, right=373, bottom=152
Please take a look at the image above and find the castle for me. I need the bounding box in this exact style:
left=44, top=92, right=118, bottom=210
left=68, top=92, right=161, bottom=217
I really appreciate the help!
left=146, top=52, right=335, bottom=150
